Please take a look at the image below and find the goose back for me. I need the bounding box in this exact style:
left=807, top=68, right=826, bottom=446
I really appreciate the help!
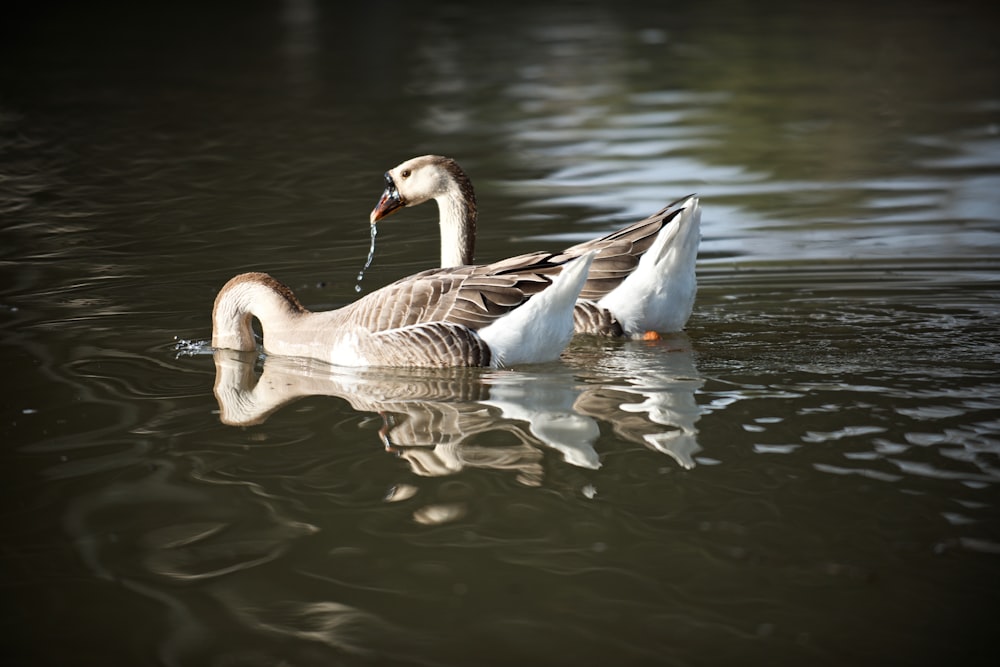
left=338, top=254, right=569, bottom=332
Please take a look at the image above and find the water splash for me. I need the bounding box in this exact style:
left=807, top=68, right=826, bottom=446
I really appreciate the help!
left=354, top=224, right=378, bottom=293
left=174, top=337, right=213, bottom=357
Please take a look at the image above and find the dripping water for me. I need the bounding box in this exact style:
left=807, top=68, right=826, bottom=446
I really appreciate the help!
left=355, top=223, right=378, bottom=293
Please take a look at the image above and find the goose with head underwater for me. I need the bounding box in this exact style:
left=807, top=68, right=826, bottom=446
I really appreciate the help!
left=212, top=249, right=595, bottom=368
left=369, top=155, right=702, bottom=338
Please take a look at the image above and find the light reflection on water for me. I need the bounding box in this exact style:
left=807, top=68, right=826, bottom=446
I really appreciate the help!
left=494, top=90, right=1000, bottom=265
left=2, top=0, right=1000, bottom=665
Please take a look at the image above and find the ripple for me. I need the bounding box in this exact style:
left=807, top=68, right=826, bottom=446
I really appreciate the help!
left=812, top=463, right=903, bottom=483
left=802, top=426, right=887, bottom=444
left=227, top=600, right=390, bottom=656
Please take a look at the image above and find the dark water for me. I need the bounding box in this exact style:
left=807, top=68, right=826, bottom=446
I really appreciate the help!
left=3, top=1, right=1000, bottom=665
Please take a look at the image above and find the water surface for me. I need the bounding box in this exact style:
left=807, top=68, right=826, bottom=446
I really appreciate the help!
left=2, top=1, right=999, bottom=665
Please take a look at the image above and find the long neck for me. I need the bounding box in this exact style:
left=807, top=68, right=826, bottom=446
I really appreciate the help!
left=212, top=273, right=307, bottom=352
left=436, top=166, right=477, bottom=267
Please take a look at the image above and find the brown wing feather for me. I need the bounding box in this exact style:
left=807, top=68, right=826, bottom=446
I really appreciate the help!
left=573, top=299, right=623, bottom=337
left=554, top=195, right=692, bottom=301
left=360, top=322, right=492, bottom=367
left=339, top=254, right=567, bottom=332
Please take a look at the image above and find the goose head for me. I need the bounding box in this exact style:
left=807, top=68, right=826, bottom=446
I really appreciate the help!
left=369, top=155, right=478, bottom=266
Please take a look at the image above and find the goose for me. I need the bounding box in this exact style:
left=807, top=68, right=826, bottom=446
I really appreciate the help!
left=211, top=250, right=595, bottom=368
left=368, top=155, right=701, bottom=337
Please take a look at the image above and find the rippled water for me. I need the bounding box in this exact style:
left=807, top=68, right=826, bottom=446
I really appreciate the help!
left=3, top=1, right=1000, bottom=665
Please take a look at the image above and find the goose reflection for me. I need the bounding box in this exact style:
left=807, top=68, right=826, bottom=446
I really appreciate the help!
left=567, top=333, right=704, bottom=470
left=214, top=349, right=555, bottom=486
left=213, top=335, right=704, bottom=478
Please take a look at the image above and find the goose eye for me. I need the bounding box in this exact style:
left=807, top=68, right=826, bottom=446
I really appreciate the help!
left=401, top=169, right=411, bottom=178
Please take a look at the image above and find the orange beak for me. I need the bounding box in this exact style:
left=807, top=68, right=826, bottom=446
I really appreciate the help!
left=369, top=172, right=406, bottom=225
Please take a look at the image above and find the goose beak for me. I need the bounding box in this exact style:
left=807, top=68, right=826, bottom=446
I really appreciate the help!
left=369, top=172, right=405, bottom=225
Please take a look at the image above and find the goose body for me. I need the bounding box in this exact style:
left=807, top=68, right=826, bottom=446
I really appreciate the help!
left=211, top=250, right=594, bottom=368
left=369, top=155, right=701, bottom=337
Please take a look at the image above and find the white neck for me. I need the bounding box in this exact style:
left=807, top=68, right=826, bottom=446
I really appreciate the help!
left=435, top=185, right=476, bottom=268
left=212, top=276, right=304, bottom=352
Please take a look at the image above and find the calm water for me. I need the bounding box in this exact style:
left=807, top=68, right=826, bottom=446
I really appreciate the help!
left=3, top=1, right=1000, bottom=665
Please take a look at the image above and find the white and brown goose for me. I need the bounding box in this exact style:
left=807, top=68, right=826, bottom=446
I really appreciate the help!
left=369, top=155, right=701, bottom=337
left=211, top=249, right=594, bottom=369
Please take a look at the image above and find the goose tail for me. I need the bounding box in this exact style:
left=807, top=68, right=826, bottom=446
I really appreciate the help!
left=479, top=251, right=596, bottom=367
left=597, top=196, right=701, bottom=336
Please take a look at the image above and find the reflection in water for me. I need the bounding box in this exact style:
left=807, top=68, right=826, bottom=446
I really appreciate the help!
left=399, top=2, right=1000, bottom=269
left=570, top=335, right=704, bottom=470
left=54, top=347, right=704, bottom=662
left=480, top=372, right=602, bottom=470
left=213, top=344, right=704, bottom=488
